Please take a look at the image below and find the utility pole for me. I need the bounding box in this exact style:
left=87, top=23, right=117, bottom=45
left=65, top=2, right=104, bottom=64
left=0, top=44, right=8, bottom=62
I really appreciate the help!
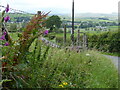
left=71, top=0, right=74, bottom=46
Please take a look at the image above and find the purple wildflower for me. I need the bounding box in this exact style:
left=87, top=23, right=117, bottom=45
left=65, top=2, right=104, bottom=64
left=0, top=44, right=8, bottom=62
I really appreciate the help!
left=4, top=42, right=9, bottom=46
left=3, top=32, right=7, bottom=35
left=5, top=4, right=9, bottom=12
left=21, top=75, right=25, bottom=79
left=0, top=35, right=6, bottom=40
left=4, top=16, right=10, bottom=22
left=44, top=30, right=49, bottom=35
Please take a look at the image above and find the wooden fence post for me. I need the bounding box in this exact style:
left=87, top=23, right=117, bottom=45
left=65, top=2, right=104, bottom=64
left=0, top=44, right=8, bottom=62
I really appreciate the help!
left=37, top=11, right=42, bottom=41
left=63, top=24, right=66, bottom=46
left=84, top=34, right=87, bottom=49
left=37, top=11, right=41, bottom=15
left=82, top=33, right=87, bottom=50
left=77, top=29, right=80, bottom=46
left=82, top=33, right=85, bottom=49
left=0, top=28, right=2, bottom=89
left=85, top=34, right=88, bottom=49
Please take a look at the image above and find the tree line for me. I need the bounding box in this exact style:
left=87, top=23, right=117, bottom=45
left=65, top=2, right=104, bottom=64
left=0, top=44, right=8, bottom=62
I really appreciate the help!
left=7, top=15, right=118, bottom=32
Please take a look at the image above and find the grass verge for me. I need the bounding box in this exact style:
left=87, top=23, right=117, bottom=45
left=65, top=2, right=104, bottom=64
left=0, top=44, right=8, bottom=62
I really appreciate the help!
left=13, top=45, right=118, bottom=88
left=8, top=32, right=118, bottom=88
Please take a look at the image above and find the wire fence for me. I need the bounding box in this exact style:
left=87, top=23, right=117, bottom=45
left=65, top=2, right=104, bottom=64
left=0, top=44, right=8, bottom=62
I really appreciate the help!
left=0, top=5, right=36, bottom=33
left=0, top=5, right=34, bottom=15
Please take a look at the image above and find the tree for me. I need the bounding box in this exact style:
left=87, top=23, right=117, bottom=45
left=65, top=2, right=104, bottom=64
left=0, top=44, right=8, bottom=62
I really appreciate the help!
left=45, top=15, right=62, bottom=30
left=8, top=23, right=17, bottom=32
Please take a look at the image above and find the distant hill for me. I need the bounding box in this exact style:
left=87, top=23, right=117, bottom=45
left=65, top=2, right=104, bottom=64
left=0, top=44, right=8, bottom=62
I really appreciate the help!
left=75, top=13, right=117, bottom=17
left=55, top=13, right=117, bottom=17
left=0, top=12, right=117, bottom=21
left=56, top=13, right=118, bottom=20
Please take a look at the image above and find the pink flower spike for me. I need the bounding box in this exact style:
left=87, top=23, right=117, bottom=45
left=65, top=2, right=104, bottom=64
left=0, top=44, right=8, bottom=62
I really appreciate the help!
left=3, top=32, right=7, bottom=35
left=4, top=42, right=9, bottom=46
left=4, top=16, right=10, bottom=22
left=44, top=30, right=49, bottom=35
left=5, top=4, right=9, bottom=12
left=0, top=35, right=6, bottom=40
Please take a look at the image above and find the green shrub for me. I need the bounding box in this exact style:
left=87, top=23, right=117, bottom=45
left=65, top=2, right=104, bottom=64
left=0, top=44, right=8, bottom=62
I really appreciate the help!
left=88, top=31, right=120, bottom=53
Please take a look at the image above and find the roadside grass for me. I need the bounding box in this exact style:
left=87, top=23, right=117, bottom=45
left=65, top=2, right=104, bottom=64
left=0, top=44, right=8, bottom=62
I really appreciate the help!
left=15, top=44, right=118, bottom=88
left=9, top=32, right=118, bottom=88
left=85, top=50, right=118, bottom=88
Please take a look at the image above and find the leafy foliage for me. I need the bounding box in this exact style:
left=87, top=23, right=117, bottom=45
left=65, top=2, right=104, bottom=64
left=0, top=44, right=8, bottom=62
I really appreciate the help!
left=45, top=15, right=62, bottom=29
left=7, top=47, right=118, bottom=88
left=88, top=31, right=120, bottom=53
left=1, top=8, right=49, bottom=88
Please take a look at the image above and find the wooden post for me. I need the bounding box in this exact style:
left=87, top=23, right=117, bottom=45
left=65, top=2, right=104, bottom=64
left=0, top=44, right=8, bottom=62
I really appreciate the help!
left=37, top=11, right=42, bottom=41
left=0, top=28, right=2, bottom=89
left=118, top=1, right=120, bottom=33
left=85, top=35, right=88, bottom=49
left=82, top=33, right=87, bottom=50
left=77, top=29, right=80, bottom=46
left=37, top=11, right=41, bottom=15
left=63, top=24, right=66, bottom=46
left=82, top=33, right=85, bottom=49
left=84, top=34, right=86, bottom=49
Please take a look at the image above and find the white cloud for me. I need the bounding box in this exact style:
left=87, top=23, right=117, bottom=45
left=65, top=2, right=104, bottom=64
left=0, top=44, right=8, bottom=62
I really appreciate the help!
left=0, top=0, right=119, bottom=14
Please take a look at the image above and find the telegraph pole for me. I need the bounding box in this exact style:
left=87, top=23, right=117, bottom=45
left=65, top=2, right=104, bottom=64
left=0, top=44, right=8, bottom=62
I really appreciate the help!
left=71, top=0, right=74, bottom=45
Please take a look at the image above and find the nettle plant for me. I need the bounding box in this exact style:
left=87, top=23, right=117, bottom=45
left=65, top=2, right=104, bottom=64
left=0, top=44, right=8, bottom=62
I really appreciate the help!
left=0, top=4, right=49, bottom=72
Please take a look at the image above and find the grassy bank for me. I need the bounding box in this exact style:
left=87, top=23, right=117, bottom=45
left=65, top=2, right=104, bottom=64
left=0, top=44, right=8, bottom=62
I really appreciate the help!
left=13, top=44, right=118, bottom=88
left=8, top=32, right=118, bottom=88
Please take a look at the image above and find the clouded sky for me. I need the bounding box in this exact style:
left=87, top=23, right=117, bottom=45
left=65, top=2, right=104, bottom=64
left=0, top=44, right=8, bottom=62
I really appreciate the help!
left=0, top=0, right=119, bottom=14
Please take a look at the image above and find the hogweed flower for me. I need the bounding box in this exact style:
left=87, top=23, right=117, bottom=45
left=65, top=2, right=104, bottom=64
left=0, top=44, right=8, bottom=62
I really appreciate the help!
left=4, top=42, right=9, bottom=46
left=44, top=30, right=49, bottom=35
left=86, top=53, right=90, bottom=56
left=5, top=4, right=9, bottom=12
left=4, top=16, right=10, bottom=22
